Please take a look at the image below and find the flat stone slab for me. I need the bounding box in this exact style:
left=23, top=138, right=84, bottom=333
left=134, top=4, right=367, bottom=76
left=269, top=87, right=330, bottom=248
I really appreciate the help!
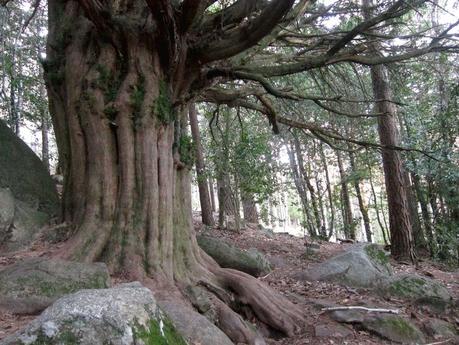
left=330, top=309, right=425, bottom=344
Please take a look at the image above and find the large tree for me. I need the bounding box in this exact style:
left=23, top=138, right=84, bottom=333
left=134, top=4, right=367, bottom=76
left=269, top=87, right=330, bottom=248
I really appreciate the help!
left=2, top=0, right=453, bottom=341
left=42, top=0, right=307, bottom=342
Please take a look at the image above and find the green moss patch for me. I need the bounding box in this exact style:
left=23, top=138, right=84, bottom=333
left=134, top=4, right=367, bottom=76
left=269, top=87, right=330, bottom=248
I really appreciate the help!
left=363, top=315, right=425, bottom=344
left=133, top=316, right=187, bottom=345
left=153, top=80, right=175, bottom=124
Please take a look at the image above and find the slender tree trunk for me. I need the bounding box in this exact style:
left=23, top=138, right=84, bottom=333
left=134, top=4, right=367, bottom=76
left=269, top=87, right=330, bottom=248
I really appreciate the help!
left=39, top=81, right=50, bottom=172
left=287, top=142, right=316, bottom=237
left=336, top=149, right=355, bottom=240
left=349, top=150, right=372, bottom=242
left=412, top=172, right=435, bottom=255
left=208, top=177, right=216, bottom=212
left=189, top=103, right=214, bottom=226
left=368, top=166, right=388, bottom=245
left=293, top=135, right=322, bottom=235
left=320, top=143, right=335, bottom=238
left=364, top=0, right=415, bottom=261
left=44, top=2, right=303, bottom=341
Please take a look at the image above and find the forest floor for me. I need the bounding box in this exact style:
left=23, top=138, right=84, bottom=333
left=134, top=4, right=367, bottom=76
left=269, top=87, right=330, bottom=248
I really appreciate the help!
left=0, top=220, right=458, bottom=344
left=194, top=219, right=459, bottom=345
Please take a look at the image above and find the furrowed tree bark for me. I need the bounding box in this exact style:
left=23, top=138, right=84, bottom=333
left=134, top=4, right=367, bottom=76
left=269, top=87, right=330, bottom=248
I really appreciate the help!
left=189, top=103, right=214, bottom=226
left=44, top=1, right=303, bottom=342
left=364, top=0, right=415, bottom=262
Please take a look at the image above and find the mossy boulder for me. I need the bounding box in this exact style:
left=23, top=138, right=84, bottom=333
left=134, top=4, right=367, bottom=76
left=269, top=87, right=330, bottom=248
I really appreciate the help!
left=381, top=274, right=452, bottom=307
left=0, top=258, right=111, bottom=314
left=197, top=235, right=272, bottom=277
left=331, top=309, right=425, bottom=344
left=294, top=244, right=392, bottom=288
left=362, top=315, right=425, bottom=344
left=423, top=318, right=458, bottom=340
left=0, top=120, right=59, bottom=217
left=2, top=282, right=188, bottom=345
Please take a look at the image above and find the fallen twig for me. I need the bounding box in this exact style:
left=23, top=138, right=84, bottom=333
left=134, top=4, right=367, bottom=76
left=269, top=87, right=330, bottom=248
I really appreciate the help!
left=321, top=306, right=400, bottom=314
left=424, top=339, right=454, bottom=345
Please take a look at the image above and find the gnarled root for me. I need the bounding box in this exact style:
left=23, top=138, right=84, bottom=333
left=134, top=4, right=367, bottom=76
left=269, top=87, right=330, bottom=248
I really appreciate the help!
left=212, top=267, right=305, bottom=337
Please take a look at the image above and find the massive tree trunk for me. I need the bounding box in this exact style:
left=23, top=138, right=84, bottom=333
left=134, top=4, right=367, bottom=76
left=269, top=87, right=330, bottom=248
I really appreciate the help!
left=44, top=1, right=303, bottom=342
left=189, top=103, right=214, bottom=226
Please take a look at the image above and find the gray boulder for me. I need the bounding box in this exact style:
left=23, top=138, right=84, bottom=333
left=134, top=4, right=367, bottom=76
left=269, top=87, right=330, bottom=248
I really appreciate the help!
left=0, top=258, right=111, bottom=314
left=2, top=282, right=187, bottom=345
left=197, top=235, right=272, bottom=277
left=294, top=244, right=392, bottom=288
left=0, top=119, right=59, bottom=217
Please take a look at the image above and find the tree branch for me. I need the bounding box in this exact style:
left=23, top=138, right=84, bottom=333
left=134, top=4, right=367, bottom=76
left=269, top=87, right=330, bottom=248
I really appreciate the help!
left=193, top=0, right=296, bottom=63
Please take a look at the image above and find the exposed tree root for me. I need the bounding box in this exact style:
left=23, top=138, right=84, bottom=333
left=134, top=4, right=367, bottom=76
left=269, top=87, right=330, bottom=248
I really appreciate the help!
left=212, top=267, right=305, bottom=337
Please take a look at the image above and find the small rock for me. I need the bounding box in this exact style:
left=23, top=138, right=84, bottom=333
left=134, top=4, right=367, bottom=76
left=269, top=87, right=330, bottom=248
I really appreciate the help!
left=423, top=318, right=458, bottom=339
left=2, top=283, right=187, bottom=345
left=330, top=309, right=366, bottom=323
left=0, top=258, right=111, bottom=314
left=314, top=323, right=353, bottom=338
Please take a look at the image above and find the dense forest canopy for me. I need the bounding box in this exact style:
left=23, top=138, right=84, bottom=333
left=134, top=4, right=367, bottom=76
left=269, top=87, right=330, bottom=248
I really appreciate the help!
left=0, top=0, right=458, bottom=344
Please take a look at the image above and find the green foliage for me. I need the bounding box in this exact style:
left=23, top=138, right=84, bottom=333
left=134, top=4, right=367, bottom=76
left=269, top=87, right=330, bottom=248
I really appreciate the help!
left=153, top=80, right=175, bottom=124
left=96, top=64, right=121, bottom=103
left=131, top=75, right=145, bottom=118
left=178, top=134, right=194, bottom=168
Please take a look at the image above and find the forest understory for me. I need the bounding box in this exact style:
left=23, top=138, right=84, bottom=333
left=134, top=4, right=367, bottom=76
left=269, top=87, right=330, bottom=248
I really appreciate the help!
left=1, top=216, right=457, bottom=345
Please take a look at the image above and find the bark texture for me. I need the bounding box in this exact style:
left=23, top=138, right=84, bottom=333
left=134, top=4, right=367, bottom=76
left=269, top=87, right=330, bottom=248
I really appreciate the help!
left=363, top=0, right=415, bottom=261
left=44, top=1, right=303, bottom=342
left=370, top=63, right=415, bottom=261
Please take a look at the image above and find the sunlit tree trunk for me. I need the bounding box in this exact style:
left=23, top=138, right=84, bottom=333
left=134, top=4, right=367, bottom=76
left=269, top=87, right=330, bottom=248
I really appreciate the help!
left=189, top=103, right=214, bottom=226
